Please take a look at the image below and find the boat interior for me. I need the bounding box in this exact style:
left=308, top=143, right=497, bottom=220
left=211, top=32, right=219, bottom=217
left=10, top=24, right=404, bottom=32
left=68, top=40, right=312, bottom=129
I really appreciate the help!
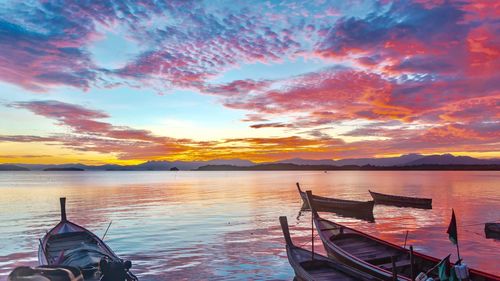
left=318, top=218, right=437, bottom=278
left=292, top=248, right=360, bottom=281
left=46, top=231, right=98, bottom=263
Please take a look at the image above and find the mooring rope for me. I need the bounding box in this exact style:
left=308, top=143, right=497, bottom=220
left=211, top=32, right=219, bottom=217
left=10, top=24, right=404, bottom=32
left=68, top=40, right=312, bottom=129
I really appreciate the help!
left=297, top=233, right=319, bottom=248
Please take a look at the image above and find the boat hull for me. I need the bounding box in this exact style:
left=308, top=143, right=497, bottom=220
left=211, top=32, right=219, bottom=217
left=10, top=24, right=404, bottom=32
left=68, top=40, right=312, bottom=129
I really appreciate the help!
left=369, top=190, right=432, bottom=209
left=38, top=198, right=137, bottom=281
left=299, top=189, right=375, bottom=221
left=313, top=214, right=500, bottom=281
left=38, top=220, right=121, bottom=280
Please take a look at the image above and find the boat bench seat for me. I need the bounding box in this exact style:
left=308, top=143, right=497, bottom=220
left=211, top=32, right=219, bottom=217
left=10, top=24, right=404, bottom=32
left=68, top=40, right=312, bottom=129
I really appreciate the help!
left=379, top=259, right=412, bottom=270
left=47, top=232, right=91, bottom=243
left=46, top=232, right=97, bottom=259
left=364, top=254, right=396, bottom=265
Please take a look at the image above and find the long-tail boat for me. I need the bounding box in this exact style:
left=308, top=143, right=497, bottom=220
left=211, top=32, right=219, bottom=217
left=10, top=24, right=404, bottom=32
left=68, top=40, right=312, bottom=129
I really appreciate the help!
left=38, top=198, right=138, bottom=281
left=297, top=183, right=375, bottom=221
left=279, top=216, right=381, bottom=281
left=369, top=190, right=432, bottom=209
left=304, top=191, right=500, bottom=281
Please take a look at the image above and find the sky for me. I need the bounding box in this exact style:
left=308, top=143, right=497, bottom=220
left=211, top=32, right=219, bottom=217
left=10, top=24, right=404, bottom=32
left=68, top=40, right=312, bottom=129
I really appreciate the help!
left=0, top=0, right=498, bottom=164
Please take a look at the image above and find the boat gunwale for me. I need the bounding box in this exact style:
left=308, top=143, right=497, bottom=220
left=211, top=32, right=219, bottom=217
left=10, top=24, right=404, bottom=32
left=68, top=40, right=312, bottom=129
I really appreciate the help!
left=297, top=183, right=374, bottom=206
left=369, top=190, right=431, bottom=205
left=300, top=191, right=375, bottom=206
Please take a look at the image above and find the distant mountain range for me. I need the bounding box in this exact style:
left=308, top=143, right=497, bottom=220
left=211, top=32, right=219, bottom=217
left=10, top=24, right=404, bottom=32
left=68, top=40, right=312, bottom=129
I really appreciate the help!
left=275, top=153, right=500, bottom=166
left=1, top=159, right=255, bottom=171
left=1, top=154, right=499, bottom=171
left=0, top=164, right=29, bottom=171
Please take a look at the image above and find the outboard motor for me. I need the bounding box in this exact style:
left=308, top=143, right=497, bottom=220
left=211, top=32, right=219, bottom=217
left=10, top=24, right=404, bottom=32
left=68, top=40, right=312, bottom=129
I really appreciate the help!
left=8, top=266, right=83, bottom=281
left=99, top=258, right=137, bottom=281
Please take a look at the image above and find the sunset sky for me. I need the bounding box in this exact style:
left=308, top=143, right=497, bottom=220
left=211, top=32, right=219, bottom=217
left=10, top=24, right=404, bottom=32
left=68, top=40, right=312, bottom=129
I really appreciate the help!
left=0, top=0, right=498, bottom=164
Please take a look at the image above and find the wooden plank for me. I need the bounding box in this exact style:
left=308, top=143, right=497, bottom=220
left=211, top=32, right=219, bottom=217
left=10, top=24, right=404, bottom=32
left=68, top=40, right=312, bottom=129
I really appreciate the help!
left=361, top=252, right=395, bottom=262
left=334, top=238, right=370, bottom=245
left=340, top=243, right=380, bottom=252
left=379, top=259, right=412, bottom=270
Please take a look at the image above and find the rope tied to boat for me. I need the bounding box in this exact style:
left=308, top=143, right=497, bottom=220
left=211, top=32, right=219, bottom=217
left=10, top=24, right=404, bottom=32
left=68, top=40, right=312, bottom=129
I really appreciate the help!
left=297, top=233, right=319, bottom=248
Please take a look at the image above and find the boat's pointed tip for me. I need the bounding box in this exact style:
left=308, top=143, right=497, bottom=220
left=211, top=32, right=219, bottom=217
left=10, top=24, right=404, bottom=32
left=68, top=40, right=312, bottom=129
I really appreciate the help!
left=279, top=216, right=293, bottom=247
left=59, top=197, right=67, bottom=221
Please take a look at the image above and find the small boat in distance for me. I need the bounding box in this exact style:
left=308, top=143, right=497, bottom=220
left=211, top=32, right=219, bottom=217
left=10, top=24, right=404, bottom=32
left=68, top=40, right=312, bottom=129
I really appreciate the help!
left=485, top=223, right=500, bottom=240
left=279, top=216, right=381, bottom=281
left=304, top=191, right=500, bottom=281
left=297, top=183, right=375, bottom=222
left=38, top=198, right=138, bottom=281
left=369, top=190, right=432, bottom=209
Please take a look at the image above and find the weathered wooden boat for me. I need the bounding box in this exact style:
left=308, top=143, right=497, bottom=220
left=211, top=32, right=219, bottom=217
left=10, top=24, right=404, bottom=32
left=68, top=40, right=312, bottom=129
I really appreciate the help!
left=485, top=223, right=500, bottom=239
left=279, top=216, right=381, bottom=281
left=297, top=183, right=375, bottom=222
left=38, top=198, right=138, bottom=281
left=369, top=190, right=432, bottom=209
left=305, top=191, right=500, bottom=281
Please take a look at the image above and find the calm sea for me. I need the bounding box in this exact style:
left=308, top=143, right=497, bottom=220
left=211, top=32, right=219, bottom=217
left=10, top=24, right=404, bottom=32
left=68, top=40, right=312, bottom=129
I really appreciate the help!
left=0, top=171, right=498, bottom=280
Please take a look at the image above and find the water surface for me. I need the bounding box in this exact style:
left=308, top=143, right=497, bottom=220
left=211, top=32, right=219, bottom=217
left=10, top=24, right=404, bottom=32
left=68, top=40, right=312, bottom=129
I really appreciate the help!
left=0, top=171, right=499, bottom=280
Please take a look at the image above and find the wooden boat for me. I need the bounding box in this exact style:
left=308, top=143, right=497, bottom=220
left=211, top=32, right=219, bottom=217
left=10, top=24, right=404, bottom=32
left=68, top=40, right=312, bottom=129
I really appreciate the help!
left=304, top=191, right=500, bottom=281
left=297, top=183, right=375, bottom=221
left=38, top=198, right=138, bottom=281
left=279, top=216, right=381, bottom=281
left=485, top=223, right=500, bottom=239
left=369, top=190, right=432, bottom=209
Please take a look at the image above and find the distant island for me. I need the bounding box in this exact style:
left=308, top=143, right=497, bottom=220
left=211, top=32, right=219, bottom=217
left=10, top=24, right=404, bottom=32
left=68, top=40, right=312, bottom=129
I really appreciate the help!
left=0, top=164, right=29, bottom=171
left=43, top=167, right=84, bottom=171
left=1, top=154, right=499, bottom=171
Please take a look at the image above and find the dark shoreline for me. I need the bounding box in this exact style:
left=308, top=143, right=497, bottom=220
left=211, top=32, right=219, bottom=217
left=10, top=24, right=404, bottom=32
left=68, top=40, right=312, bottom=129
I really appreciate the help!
left=195, top=163, right=500, bottom=171
left=2, top=163, right=500, bottom=171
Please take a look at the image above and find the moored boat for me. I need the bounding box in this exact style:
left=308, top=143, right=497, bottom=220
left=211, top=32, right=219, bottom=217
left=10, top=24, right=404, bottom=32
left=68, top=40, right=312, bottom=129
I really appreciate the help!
left=304, top=191, right=500, bottom=281
left=38, top=198, right=138, bottom=281
left=485, top=223, right=500, bottom=239
left=369, top=190, right=432, bottom=209
left=279, top=216, right=381, bottom=281
left=297, top=183, right=375, bottom=221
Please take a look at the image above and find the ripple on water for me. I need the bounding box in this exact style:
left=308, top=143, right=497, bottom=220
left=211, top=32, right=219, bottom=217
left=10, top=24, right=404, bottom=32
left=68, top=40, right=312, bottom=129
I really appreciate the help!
left=0, top=171, right=499, bottom=279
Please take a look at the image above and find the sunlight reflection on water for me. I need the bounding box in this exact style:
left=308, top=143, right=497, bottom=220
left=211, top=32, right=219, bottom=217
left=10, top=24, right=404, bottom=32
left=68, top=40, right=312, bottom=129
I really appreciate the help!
left=0, top=171, right=499, bottom=280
